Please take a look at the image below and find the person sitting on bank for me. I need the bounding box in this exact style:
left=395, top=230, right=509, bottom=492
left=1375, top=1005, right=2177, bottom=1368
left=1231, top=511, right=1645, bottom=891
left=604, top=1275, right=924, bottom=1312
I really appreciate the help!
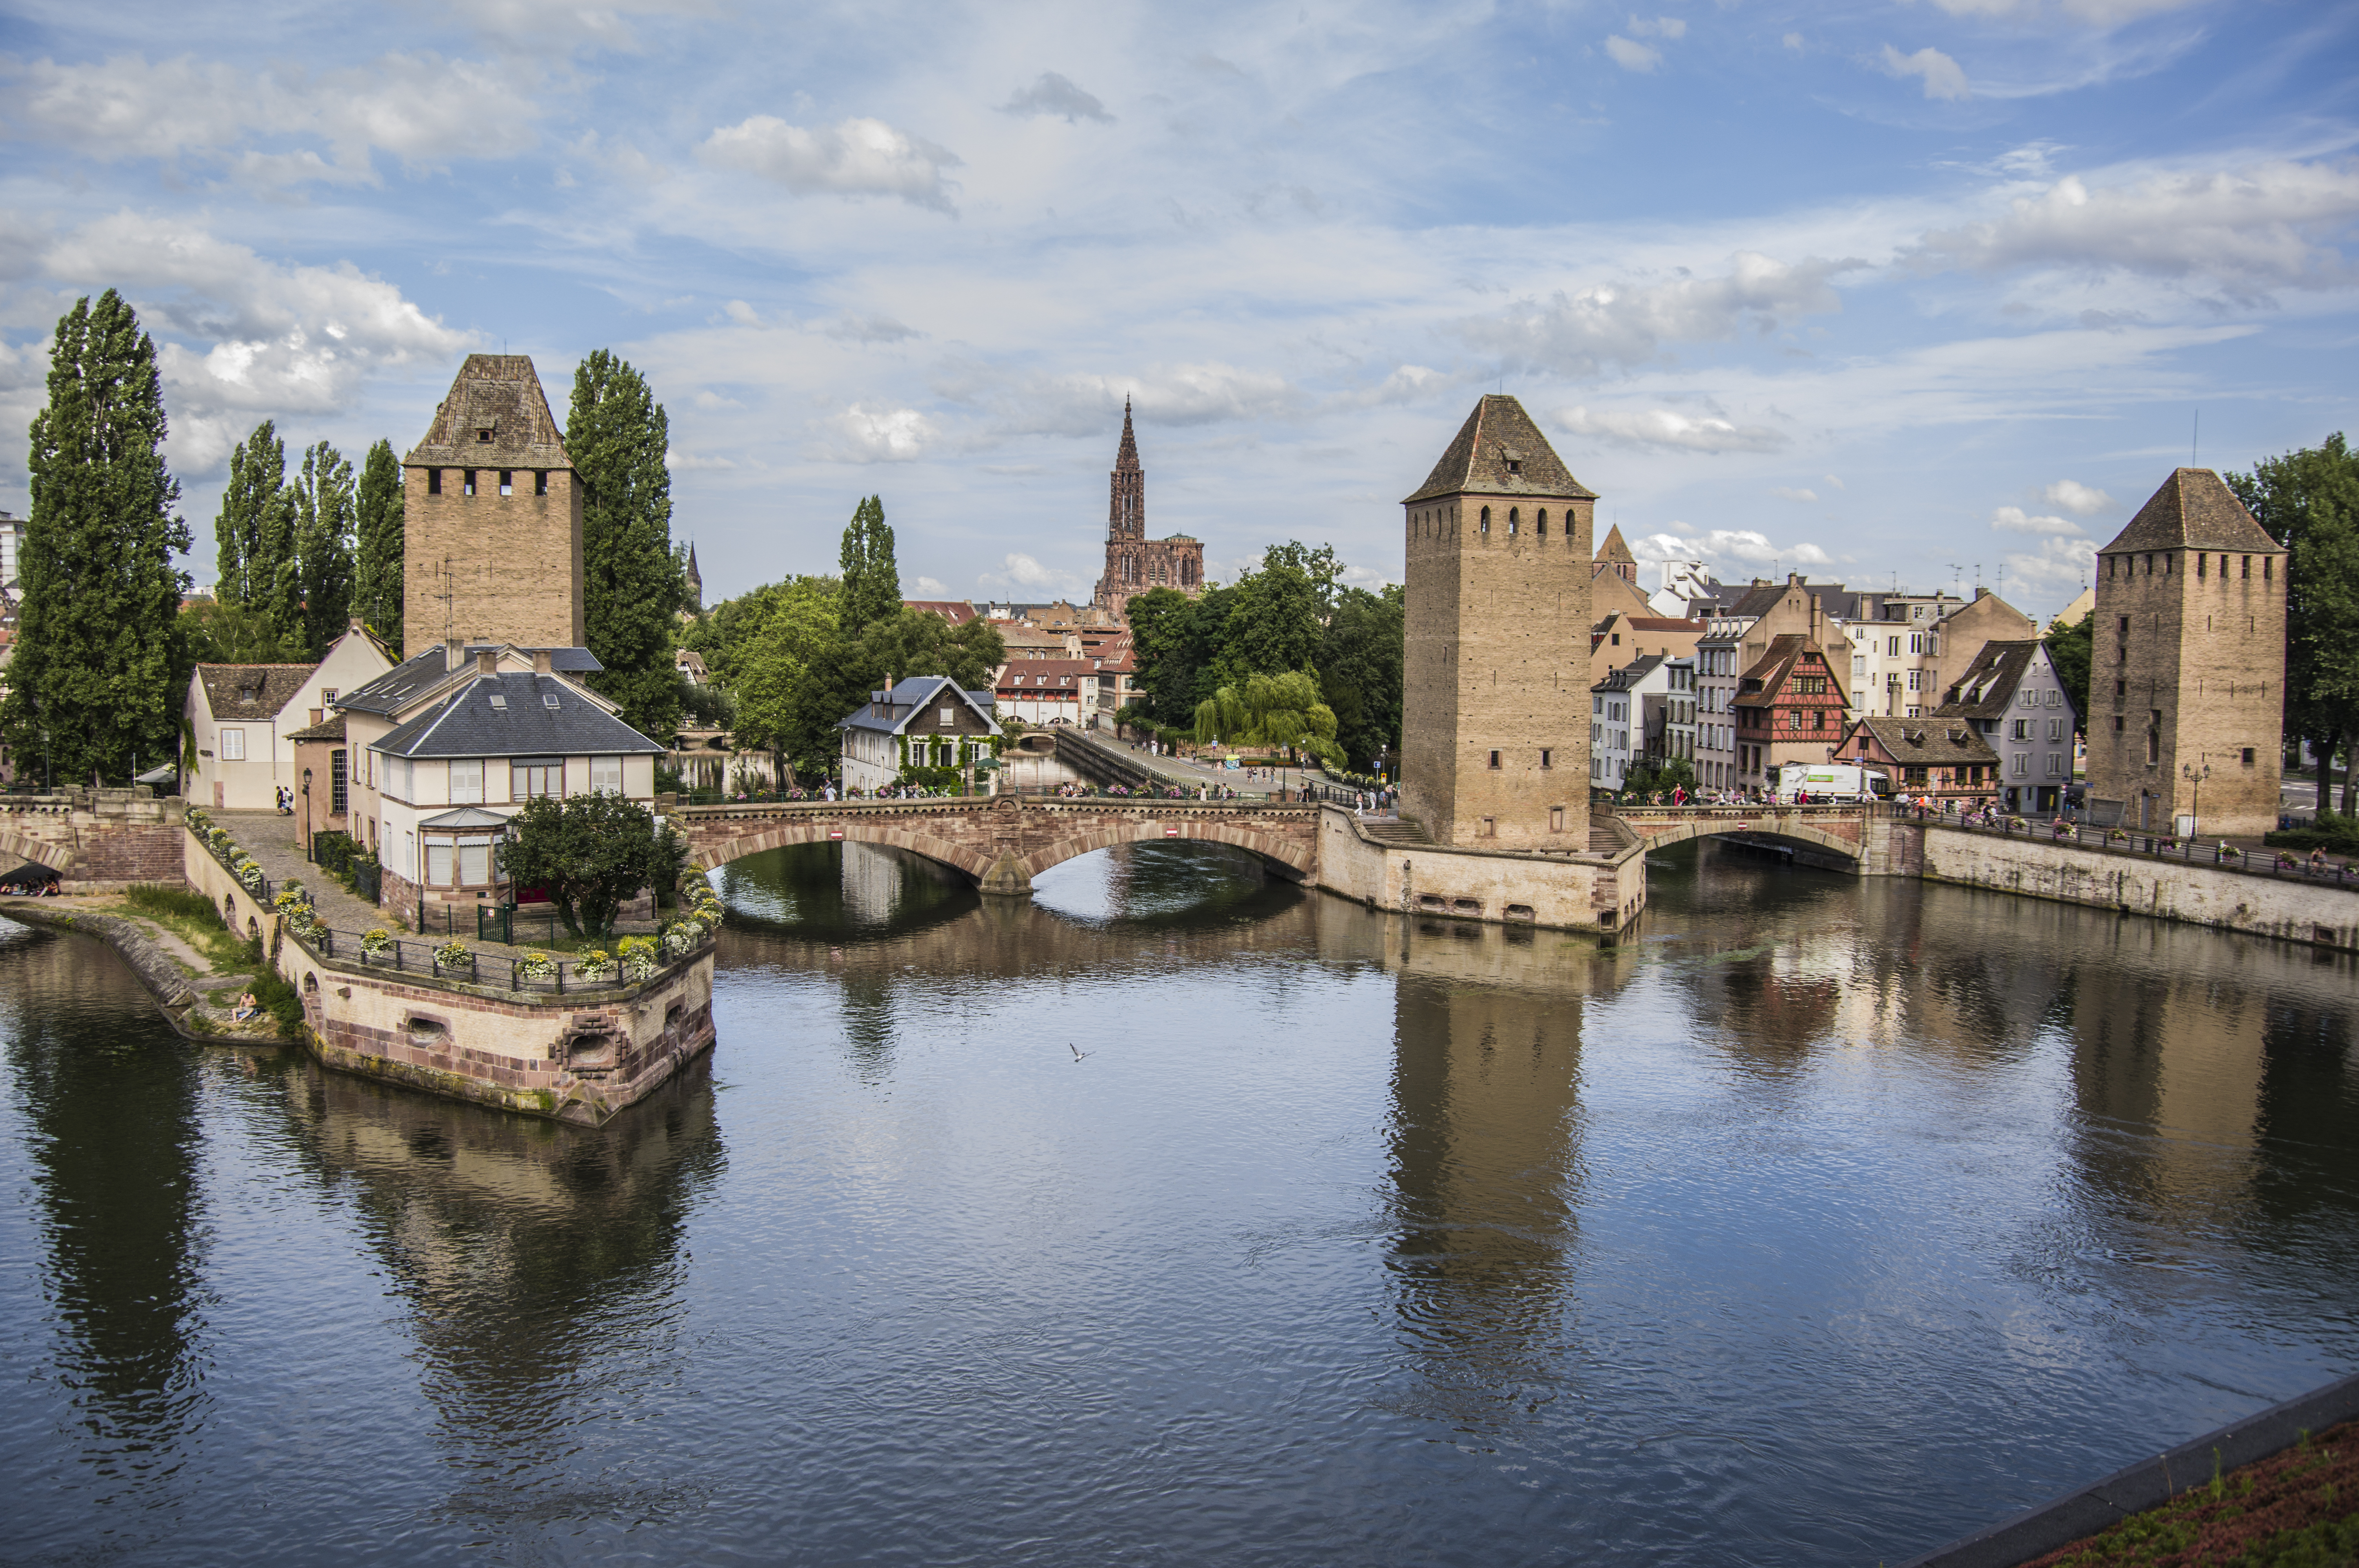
left=231, top=991, right=258, bottom=1022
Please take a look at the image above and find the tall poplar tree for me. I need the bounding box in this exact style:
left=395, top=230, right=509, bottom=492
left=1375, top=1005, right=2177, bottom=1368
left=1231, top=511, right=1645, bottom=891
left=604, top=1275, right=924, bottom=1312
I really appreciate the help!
left=2, top=291, right=191, bottom=785
left=838, top=495, right=900, bottom=634
left=214, top=420, right=291, bottom=614
left=293, top=439, right=356, bottom=656
left=353, top=437, right=404, bottom=655
left=566, top=350, right=683, bottom=740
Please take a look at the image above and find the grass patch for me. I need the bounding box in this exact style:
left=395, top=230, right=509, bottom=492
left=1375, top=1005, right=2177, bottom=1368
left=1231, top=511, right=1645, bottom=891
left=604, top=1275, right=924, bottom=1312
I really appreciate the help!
left=116, top=884, right=249, bottom=973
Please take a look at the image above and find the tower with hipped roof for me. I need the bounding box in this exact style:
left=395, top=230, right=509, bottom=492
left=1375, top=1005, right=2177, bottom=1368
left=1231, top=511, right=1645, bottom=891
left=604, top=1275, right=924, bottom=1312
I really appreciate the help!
left=1399, top=395, right=1596, bottom=847
left=2085, top=468, right=2285, bottom=837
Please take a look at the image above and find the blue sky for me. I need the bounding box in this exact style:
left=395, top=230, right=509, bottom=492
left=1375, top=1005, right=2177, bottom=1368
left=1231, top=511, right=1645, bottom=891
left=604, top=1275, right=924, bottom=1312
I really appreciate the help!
left=2, top=0, right=2354, bottom=622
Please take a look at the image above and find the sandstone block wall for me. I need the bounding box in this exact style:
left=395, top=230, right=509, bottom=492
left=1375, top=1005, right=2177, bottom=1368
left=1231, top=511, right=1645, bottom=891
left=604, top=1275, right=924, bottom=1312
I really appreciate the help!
left=0, top=789, right=187, bottom=891
left=402, top=466, right=586, bottom=650
left=1312, top=806, right=1645, bottom=932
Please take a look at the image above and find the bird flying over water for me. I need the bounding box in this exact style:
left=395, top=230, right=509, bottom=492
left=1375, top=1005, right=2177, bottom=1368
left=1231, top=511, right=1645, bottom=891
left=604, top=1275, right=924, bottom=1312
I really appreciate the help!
left=1070, top=1043, right=1091, bottom=1062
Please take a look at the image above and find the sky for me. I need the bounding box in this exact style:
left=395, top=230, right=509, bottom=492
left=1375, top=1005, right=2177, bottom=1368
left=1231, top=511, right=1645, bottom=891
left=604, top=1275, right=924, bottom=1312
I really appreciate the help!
left=1, top=0, right=2355, bottom=624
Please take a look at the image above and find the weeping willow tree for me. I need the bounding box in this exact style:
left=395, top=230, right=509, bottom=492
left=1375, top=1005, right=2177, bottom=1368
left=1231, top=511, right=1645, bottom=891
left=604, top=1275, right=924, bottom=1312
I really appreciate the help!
left=1194, top=670, right=1343, bottom=766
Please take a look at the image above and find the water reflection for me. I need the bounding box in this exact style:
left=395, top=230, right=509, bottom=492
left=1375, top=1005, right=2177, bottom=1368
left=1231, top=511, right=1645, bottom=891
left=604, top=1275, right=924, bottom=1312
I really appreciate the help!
left=1, top=924, right=210, bottom=1506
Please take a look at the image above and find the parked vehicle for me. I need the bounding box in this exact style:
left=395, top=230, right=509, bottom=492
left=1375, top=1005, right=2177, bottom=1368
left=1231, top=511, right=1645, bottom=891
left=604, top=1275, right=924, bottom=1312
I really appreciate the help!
left=1774, top=764, right=1892, bottom=804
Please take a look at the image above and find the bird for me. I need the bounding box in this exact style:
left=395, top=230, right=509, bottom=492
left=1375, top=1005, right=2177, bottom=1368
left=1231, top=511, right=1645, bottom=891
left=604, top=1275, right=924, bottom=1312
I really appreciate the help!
left=1069, top=1043, right=1092, bottom=1062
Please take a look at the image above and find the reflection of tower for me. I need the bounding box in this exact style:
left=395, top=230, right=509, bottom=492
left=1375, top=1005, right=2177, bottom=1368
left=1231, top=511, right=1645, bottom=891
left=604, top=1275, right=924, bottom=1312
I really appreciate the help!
left=839, top=841, right=902, bottom=927
left=1386, top=971, right=1585, bottom=1427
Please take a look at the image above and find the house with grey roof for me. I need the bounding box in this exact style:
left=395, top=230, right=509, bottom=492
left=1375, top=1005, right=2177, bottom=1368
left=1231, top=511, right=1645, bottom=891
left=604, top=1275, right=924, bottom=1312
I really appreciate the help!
left=840, top=675, right=1001, bottom=793
left=1932, top=639, right=2079, bottom=815
left=332, top=638, right=665, bottom=911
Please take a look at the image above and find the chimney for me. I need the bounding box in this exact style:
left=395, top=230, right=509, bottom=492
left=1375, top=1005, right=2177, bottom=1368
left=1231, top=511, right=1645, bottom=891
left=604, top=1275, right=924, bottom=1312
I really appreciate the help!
left=532, top=648, right=552, bottom=674
left=477, top=649, right=497, bottom=675
left=445, top=637, right=465, bottom=671
left=1974, top=585, right=1989, bottom=600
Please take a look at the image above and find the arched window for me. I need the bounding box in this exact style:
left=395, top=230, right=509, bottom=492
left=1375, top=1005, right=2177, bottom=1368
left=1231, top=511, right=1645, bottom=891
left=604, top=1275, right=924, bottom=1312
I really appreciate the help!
left=1508, top=507, right=1520, bottom=536
left=1537, top=509, right=1548, bottom=537
left=1480, top=506, right=1490, bottom=534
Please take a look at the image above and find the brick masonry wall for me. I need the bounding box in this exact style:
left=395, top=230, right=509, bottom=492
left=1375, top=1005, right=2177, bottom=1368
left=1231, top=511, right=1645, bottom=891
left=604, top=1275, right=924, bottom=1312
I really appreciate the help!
left=0, top=790, right=187, bottom=890
left=1401, top=492, right=1594, bottom=848
left=2090, top=543, right=2285, bottom=837
left=402, top=466, right=585, bottom=650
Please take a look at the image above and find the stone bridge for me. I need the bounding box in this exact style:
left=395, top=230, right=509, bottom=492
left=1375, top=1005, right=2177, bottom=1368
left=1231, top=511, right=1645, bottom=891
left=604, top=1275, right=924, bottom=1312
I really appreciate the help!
left=672, top=795, right=1322, bottom=896
left=1612, top=803, right=1918, bottom=876
left=0, top=788, right=189, bottom=888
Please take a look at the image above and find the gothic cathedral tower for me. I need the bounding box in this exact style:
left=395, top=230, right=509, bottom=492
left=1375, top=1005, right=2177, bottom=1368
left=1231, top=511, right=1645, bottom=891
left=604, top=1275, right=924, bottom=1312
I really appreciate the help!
left=1400, top=396, right=1596, bottom=847
left=400, top=355, right=585, bottom=651
left=1093, top=400, right=1203, bottom=621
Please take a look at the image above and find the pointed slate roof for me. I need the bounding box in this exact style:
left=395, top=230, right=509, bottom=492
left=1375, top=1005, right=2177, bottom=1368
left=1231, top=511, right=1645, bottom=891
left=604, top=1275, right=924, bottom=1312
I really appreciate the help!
left=1114, top=397, right=1140, bottom=472
left=1403, top=394, right=1597, bottom=504
left=1596, top=523, right=1637, bottom=565
left=2100, top=468, right=2280, bottom=555
left=403, top=354, right=572, bottom=470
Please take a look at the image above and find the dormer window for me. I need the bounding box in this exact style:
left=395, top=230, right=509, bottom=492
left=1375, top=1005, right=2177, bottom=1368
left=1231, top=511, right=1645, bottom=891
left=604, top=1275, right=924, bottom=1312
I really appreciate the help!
left=1506, top=459, right=1522, bottom=475
left=476, top=427, right=493, bottom=443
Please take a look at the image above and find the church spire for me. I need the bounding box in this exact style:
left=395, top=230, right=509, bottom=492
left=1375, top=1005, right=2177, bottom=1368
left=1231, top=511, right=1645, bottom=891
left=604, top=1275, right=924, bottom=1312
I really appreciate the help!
left=1115, top=395, right=1140, bottom=472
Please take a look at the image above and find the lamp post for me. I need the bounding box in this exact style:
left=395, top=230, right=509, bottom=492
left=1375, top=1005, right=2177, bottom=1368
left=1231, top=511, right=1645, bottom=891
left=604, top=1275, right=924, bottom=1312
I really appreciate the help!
left=2182, top=758, right=2210, bottom=839
left=302, top=767, right=313, bottom=862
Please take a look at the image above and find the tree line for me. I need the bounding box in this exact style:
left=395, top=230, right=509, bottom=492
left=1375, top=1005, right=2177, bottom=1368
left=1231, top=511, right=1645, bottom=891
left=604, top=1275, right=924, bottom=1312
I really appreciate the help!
left=1, top=290, right=691, bottom=786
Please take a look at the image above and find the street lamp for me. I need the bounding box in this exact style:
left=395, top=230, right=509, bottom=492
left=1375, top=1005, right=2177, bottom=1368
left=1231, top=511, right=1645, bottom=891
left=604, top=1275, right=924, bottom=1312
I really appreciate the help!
left=302, top=767, right=313, bottom=862
left=2182, top=758, right=2211, bottom=838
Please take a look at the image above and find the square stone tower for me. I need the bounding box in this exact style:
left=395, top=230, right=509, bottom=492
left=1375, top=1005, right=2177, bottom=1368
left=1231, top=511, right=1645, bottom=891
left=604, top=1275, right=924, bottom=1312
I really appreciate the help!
left=1400, top=395, right=1596, bottom=847
left=2086, top=468, right=2286, bottom=837
left=401, top=354, right=585, bottom=651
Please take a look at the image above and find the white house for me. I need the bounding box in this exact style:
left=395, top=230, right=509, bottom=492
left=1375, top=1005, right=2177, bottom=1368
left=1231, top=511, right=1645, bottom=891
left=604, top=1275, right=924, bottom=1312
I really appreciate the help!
left=992, top=660, right=1100, bottom=726
left=838, top=675, right=1001, bottom=793
left=334, top=639, right=666, bottom=911
left=184, top=620, right=395, bottom=809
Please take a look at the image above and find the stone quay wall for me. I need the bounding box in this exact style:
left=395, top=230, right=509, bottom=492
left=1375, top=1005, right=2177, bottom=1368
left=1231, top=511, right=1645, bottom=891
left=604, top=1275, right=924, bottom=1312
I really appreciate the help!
left=1918, top=822, right=2356, bottom=951
left=1314, top=807, right=1649, bottom=934
left=0, top=789, right=188, bottom=891
left=186, top=826, right=716, bottom=1124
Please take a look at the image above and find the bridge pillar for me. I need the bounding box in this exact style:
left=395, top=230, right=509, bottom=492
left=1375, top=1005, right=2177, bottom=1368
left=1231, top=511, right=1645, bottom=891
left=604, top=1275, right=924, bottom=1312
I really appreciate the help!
left=977, top=852, right=1033, bottom=898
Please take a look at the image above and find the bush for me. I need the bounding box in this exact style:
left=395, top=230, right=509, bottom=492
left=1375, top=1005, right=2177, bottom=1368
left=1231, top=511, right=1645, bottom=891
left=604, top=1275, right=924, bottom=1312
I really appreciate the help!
left=574, top=949, right=616, bottom=983
left=126, top=883, right=226, bottom=926
left=617, top=935, right=658, bottom=981
left=251, top=967, right=305, bottom=1037
left=2264, top=806, right=2359, bottom=855
left=433, top=939, right=472, bottom=972
left=311, top=830, right=357, bottom=873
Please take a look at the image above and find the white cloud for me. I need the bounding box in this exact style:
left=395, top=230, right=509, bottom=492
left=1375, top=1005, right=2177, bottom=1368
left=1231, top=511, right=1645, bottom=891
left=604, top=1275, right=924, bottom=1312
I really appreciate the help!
left=824, top=313, right=923, bottom=344
left=1991, top=505, right=2083, bottom=534
left=822, top=404, right=936, bottom=462
left=998, top=72, right=1113, bottom=123
left=1636, top=527, right=1832, bottom=567
left=1879, top=44, right=1972, bottom=101
left=965, top=361, right=1299, bottom=438
left=1557, top=403, right=1788, bottom=453
left=4, top=53, right=540, bottom=185
left=1772, top=486, right=1820, bottom=502
left=1782, top=31, right=1805, bottom=51
left=1627, top=16, right=1687, bottom=39
left=979, top=551, right=1092, bottom=600
left=911, top=575, right=949, bottom=596
left=665, top=448, right=738, bottom=470
left=1823, top=473, right=1846, bottom=490
left=1908, top=161, right=2359, bottom=296
left=1605, top=36, right=1663, bottom=73
left=1458, top=252, right=1862, bottom=376
left=2042, top=479, right=2112, bottom=514
left=696, top=115, right=960, bottom=212
left=441, top=0, right=709, bottom=54
left=2001, top=534, right=2097, bottom=599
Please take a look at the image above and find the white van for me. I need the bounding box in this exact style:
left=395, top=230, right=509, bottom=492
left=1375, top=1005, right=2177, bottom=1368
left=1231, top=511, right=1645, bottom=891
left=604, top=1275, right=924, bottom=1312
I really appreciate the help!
left=1774, top=764, right=1891, bottom=804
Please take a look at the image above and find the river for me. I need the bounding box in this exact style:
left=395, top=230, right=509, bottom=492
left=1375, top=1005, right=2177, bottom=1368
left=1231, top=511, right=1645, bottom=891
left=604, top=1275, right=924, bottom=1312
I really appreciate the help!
left=3, top=840, right=2355, bottom=1566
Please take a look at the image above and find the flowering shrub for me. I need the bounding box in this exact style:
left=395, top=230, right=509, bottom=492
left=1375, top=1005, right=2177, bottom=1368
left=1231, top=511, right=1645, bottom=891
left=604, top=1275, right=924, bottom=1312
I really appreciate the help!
left=662, top=921, right=700, bottom=956
left=185, top=806, right=211, bottom=832
left=617, top=935, right=658, bottom=981
left=360, top=928, right=392, bottom=956
left=574, top=949, right=616, bottom=982
left=516, top=950, right=557, bottom=981
left=434, top=939, right=472, bottom=971
left=273, top=887, right=311, bottom=917
left=234, top=858, right=265, bottom=893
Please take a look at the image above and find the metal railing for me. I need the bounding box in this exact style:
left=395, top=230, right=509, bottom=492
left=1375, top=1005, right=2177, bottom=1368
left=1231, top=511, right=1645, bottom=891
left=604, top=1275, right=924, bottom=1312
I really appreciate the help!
left=287, top=922, right=715, bottom=995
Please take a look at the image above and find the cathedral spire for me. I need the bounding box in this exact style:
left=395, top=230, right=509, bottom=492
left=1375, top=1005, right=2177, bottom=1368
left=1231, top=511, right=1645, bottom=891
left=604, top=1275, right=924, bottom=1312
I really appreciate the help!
left=1115, top=395, right=1140, bottom=472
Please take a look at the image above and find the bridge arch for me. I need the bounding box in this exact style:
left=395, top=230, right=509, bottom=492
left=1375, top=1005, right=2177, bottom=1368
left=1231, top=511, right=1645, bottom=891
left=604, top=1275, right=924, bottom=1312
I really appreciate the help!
left=0, top=829, right=73, bottom=874
left=1017, top=818, right=1313, bottom=883
left=686, top=820, right=995, bottom=884
left=1617, top=810, right=1868, bottom=867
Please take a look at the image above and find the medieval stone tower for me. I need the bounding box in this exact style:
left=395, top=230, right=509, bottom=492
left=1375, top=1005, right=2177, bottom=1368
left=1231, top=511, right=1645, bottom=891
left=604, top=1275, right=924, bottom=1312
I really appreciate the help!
left=2086, top=468, right=2285, bottom=837
left=1400, top=395, right=1596, bottom=847
left=1092, top=399, right=1204, bottom=622
left=400, top=354, right=585, bottom=652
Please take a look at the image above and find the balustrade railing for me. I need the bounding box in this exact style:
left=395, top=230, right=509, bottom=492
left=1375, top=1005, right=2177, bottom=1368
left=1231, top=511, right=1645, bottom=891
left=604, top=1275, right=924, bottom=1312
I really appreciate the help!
left=285, top=922, right=716, bottom=995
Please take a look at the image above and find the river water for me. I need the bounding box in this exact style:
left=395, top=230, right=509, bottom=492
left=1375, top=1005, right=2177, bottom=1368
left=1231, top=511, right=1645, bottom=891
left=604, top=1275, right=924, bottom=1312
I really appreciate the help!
left=3, top=841, right=2355, bottom=1566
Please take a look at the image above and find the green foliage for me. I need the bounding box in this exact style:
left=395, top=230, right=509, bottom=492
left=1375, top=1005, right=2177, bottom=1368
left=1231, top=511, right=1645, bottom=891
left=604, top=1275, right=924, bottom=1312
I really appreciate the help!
left=181, top=598, right=297, bottom=665
left=1221, top=544, right=1327, bottom=681
left=126, top=882, right=225, bottom=925
left=680, top=579, right=804, bottom=688
left=215, top=420, right=292, bottom=620
left=251, top=966, right=305, bottom=1036
left=1625, top=755, right=1698, bottom=794
left=1127, top=583, right=1235, bottom=727
left=838, top=495, right=901, bottom=635
left=2263, top=806, right=2359, bottom=855
left=2046, top=609, right=2094, bottom=732
left=311, top=829, right=358, bottom=874
left=1193, top=670, right=1341, bottom=766
left=353, top=437, right=405, bottom=656
left=649, top=822, right=689, bottom=906
left=499, top=791, right=662, bottom=939
left=568, top=349, right=685, bottom=742
left=292, top=440, right=357, bottom=657
left=1, top=291, right=193, bottom=786
left=2230, top=433, right=2359, bottom=815
left=1320, top=583, right=1404, bottom=771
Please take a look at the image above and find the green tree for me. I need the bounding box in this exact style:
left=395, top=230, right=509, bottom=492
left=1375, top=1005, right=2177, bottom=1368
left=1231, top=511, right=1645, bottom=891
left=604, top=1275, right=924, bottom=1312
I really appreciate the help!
left=214, top=419, right=304, bottom=652
left=2230, top=434, right=2359, bottom=813
left=1128, top=582, right=1235, bottom=728
left=1, top=291, right=192, bottom=785
left=293, top=440, right=356, bottom=656
left=567, top=350, right=684, bottom=741
left=1193, top=670, right=1341, bottom=766
left=681, top=580, right=799, bottom=688
left=498, top=792, right=662, bottom=939
left=2045, top=610, right=2093, bottom=733
left=1221, top=543, right=1326, bottom=679
left=731, top=577, right=848, bottom=779
left=1320, top=583, right=1404, bottom=772
left=353, top=437, right=404, bottom=655
left=838, top=495, right=900, bottom=635
left=182, top=599, right=294, bottom=665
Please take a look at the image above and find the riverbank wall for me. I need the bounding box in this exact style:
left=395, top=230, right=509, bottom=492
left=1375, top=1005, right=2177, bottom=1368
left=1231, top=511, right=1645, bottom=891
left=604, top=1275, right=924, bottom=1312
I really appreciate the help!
left=0, top=789, right=187, bottom=892
left=1918, top=823, right=2357, bottom=952
left=1313, top=806, right=1649, bottom=934
left=183, top=826, right=717, bottom=1125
